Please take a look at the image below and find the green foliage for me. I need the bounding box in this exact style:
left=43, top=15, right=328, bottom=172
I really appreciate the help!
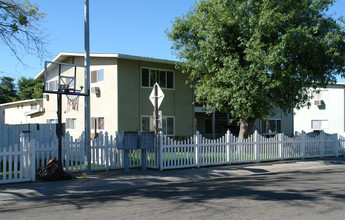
left=0, top=0, right=46, bottom=64
left=17, top=76, right=43, bottom=100
left=32, top=80, right=43, bottom=99
left=0, top=76, right=17, bottom=104
left=168, top=0, right=345, bottom=128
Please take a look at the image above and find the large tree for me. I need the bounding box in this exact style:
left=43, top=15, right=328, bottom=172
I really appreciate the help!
left=168, top=0, right=345, bottom=139
left=17, top=76, right=43, bottom=100
left=0, top=76, right=17, bottom=103
left=0, top=0, right=46, bottom=65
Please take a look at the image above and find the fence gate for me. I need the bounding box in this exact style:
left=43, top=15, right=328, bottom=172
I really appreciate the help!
left=0, top=124, right=57, bottom=184
left=0, top=133, right=36, bottom=184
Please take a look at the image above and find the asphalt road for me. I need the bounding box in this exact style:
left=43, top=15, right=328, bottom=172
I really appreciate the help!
left=1, top=157, right=345, bottom=220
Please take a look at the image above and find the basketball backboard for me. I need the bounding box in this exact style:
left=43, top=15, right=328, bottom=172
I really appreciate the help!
left=44, top=61, right=88, bottom=96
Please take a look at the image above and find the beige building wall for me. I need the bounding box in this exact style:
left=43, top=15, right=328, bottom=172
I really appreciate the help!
left=0, top=99, right=44, bottom=124
left=41, top=56, right=118, bottom=137
left=0, top=106, right=4, bottom=124
left=89, top=57, right=118, bottom=136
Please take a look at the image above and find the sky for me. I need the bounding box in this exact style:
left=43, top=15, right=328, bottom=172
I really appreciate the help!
left=1, top=0, right=345, bottom=82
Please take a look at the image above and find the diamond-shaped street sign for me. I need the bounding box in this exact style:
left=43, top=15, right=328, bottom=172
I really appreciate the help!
left=149, top=83, right=165, bottom=108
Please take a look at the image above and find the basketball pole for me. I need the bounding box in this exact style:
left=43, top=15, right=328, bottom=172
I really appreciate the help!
left=84, top=0, right=92, bottom=174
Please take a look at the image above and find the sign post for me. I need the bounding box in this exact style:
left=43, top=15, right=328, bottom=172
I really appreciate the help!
left=84, top=0, right=91, bottom=174
left=149, top=83, right=164, bottom=170
left=149, top=83, right=165, bottom=135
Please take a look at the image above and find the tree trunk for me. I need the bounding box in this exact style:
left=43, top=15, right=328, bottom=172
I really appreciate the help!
left=238, top=118, right=256, bottom=140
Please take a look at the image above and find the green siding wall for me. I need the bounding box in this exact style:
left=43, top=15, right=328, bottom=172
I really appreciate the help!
left=117, top=59, right=194, bottom=136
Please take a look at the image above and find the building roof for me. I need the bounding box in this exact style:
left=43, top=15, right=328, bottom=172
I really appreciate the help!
left=0, top=99, right=43, bottom=107
left=34, top=52, right=178, bottom=80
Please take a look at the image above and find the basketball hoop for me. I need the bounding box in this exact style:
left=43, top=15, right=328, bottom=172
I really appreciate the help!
left=64, top=89, right=81, bottom=111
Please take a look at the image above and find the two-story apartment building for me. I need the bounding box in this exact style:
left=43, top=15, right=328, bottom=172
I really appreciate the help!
left=1, top=52, right=296, bottom=138
left=32, top=52, right=194, bottom=137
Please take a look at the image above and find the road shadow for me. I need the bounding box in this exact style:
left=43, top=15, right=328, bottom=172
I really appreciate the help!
left=1, top=157, right=345, bottom=213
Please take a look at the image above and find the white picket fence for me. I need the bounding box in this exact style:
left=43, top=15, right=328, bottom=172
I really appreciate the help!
left=158, top=130, right=345, bottom=170
left=0, top=134, right=36, bottom=184
left=33, top=131, right=149, bottom=173
left=1, top=128, right=345, bottom=184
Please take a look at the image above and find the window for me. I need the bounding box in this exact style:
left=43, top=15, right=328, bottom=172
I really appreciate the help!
left=262, top=120, right=281, bottom=134
left=66, top=118, right=76, bottom=130
left=142, top=116, right=152, bottom=132
left=31, top=103, right=38, bottom=110
left=59, top=76, right=75, bottom=90
left=47, top=80, right=58, bottom=91
left=91, top=69, right=104, bottom=83
left=205, top=119, right=213, bottom=135
left=141, top=68, right=174, bottom=89
left=141, top=115, right=175, bottom=135
left=204, top=118, right=225, bottom=135
left=91, top=117, right=104, bottom=130
left=311, top=90, right=329, bottom=100
left=46, top=119, right=57, bottom=124
left=311, top=120, right=328, bottom=130
left=142, top=68, right=149, bottom=87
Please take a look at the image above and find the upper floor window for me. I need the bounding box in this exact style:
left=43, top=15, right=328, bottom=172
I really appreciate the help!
left=311, top=90, right=329, bottom=100
left=91, top=69, right=104, bottom=83
left=31, top=103, right=38, bottom=110
left=47, top=79, right=58, bottom=91
left=142, top=68, right=174, bottom=89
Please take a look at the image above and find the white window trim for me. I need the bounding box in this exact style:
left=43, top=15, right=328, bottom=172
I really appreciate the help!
left=311, top=89, right=329, bottom=100
left=141, top=67, right=175, bottom=90
left=46, top=79, right=58, bottom=91
left=311, top=119, right=328, bottom=130
left=91, top=69, right=105, bottom=84
left=31, top=103, right=38, bottom=110
left=141, top=115, right=175, bottom=136
left=66, top=118, right=77, bottom=130
left=91, top=116, right=105, bottom=130
left=46, top=119, right=58, bottom=124
left=261, top=119, right=282, bottom=135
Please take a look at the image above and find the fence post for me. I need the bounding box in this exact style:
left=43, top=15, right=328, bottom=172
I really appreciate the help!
left=226, top=130, right=231, bottom=164
left=159, top=131, right=164, bottom=171
left=65, top=132, right=70, bottom=172
left=20, top=132, right=30, bottom=180
left=320, top=131, right=324, bottom=157
left=30, top=138, right=36, bottom=182
left=302, top=132, right=306, bottom=159
left=254, top=130, right=258, bottom=163
left=105, top=132, right=109, bottom=171
left=195, top=131, right=200, bottom=168
left=335, top=133, right=339, bottom=157
left=278, top=133, right=282, bottom=160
